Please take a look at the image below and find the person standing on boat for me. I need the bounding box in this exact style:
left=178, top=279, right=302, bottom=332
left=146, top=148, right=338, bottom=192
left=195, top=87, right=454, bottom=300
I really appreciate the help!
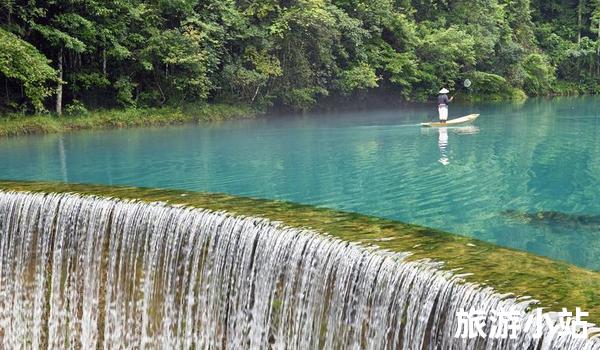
left=437, top=88, right=454, bottom=123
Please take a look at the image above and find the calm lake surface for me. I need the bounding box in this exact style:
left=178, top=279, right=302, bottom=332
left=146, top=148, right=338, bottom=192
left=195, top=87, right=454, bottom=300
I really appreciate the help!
left=2, top=97, right=600, bottom=269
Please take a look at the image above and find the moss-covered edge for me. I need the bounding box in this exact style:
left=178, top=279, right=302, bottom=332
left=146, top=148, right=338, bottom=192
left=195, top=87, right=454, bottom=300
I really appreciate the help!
left=1, top=180, right=599, bottom=324
left=0, top=104, right=256, bottom=137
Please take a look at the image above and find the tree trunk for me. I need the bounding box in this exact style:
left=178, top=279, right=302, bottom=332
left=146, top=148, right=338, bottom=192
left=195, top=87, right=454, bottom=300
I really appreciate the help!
left=251, top=84, right=260, bottom=102
left=102, top=48, right=107, bottom=76
left=578, top=0, right=584, bottom=43
left=56, top=47, right=63, bottom=116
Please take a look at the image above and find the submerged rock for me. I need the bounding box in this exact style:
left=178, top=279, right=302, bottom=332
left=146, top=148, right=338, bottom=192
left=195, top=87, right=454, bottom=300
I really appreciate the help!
left=501, top=209, right=600, bottom=231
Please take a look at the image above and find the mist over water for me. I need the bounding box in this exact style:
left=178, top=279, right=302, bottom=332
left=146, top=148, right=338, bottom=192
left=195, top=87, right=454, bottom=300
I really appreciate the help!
left=0, top=191, right=597, bottom=349
left=1, top=97, right=600, bottom=269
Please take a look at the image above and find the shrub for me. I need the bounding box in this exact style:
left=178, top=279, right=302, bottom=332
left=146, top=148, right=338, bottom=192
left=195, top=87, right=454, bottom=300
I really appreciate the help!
left=283, top=87, right=328, bottom=112
left=65, top=100, right=89, bottom=116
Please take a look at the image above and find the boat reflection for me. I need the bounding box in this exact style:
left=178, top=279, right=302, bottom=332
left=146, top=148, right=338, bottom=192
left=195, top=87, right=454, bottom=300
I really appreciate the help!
left=420, top=125, right=480, bottom=136
left=450, top=125, right=480, bottom=134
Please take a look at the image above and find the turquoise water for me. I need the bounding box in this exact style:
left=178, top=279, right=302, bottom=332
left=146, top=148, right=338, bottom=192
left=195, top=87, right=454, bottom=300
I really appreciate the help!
left=1, top=97, right=600, bottom=269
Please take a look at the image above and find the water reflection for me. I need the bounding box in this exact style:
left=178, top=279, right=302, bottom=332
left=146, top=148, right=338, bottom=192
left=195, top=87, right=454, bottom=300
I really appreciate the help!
left=438, top=127, right=449, bottom=165
left=58, top=136, right=68, bottom=182
left=421, top=125, right=480, bottom=165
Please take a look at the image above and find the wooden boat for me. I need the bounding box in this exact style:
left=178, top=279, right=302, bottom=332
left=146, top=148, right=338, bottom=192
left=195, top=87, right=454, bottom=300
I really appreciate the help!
left=421, top=114, right=480, bottom=127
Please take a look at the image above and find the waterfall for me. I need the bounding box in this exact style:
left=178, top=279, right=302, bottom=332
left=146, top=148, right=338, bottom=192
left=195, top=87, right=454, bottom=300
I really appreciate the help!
left=0, top=190, right=597, bottom=349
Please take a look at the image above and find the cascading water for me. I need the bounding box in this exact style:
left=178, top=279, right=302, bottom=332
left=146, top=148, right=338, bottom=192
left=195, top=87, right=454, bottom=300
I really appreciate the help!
left=0, top=190, right=597, bottom=349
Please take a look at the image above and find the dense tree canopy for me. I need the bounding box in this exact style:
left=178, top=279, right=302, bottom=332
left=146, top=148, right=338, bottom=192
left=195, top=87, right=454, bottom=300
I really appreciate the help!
left=1, top=0, right=600, bottom=113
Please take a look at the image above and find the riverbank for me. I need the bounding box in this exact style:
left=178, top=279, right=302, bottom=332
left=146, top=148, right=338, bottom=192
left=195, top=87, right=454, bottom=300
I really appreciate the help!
left=0, top=103, right=256, bottom=137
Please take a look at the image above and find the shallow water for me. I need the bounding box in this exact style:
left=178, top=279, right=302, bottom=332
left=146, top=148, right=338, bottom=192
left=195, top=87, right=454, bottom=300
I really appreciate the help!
left=1, top=97, right=600, bottom=269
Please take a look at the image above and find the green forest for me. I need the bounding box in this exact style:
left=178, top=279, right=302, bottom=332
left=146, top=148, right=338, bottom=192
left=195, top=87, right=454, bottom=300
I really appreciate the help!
left=1, top=0, right=600, bottom=114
